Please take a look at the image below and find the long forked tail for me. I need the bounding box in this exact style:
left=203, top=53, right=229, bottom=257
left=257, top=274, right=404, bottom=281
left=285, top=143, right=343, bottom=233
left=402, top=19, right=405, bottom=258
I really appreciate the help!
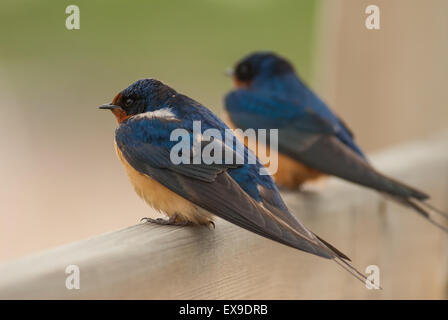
left=314, top=236, right=381, bottom=289
left=333, top=257, right=382, bottom=289
left=419, top=201, right=448, bottom=220
left=388, top=195, right=448, bottom=233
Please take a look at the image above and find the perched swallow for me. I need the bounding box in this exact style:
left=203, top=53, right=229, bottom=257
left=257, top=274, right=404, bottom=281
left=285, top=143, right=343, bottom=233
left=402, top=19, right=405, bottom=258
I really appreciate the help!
left=99, top=78, right=369, bottom=283
left=224, top=52, right=448, bottom=233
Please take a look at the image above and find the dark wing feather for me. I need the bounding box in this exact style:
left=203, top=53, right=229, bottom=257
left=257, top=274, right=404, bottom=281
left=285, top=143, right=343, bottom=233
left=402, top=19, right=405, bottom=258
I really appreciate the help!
left=225, top=90, right=428, bottom=200
left=284, top=135, right=428, bottom=200
left=116, top=119, right=242, bottom=182
left=336, top=116, right=355, bottom=138
left=115, top=117, right=343, bottom=259
left=149, top=166, right=336, bottom=258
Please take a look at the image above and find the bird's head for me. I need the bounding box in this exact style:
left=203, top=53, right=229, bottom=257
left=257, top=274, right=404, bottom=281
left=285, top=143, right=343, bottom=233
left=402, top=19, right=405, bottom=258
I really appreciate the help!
left=230, top=52, right=295, bottom=88
left=99, top=78, right=175, bottom=123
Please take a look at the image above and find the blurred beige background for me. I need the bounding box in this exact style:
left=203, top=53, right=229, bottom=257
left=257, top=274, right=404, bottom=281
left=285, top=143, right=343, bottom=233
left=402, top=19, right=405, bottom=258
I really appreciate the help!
left=0, top=0, right=447, bottom=265
left=315, top=0, right=448, bottom=150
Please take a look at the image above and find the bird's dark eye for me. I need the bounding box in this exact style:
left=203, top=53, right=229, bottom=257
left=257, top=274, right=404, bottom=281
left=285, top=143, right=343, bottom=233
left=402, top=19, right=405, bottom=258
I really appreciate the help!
left=235, top=62, right=254, bottom=82
left=124, top=98, right=134, bottom=107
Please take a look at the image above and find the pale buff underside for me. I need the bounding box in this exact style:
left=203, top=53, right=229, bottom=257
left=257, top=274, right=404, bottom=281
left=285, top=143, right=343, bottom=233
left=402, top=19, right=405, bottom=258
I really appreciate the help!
left=115, top=142, right=213, bottom=225
left=222, top=111, right=325, bottom=189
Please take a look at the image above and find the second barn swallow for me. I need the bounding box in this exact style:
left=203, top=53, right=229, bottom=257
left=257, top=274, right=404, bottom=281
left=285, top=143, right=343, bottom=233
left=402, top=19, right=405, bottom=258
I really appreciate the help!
left=224, top=52, right=448, bottom=233
left=99, top=78, right=370, bottom=284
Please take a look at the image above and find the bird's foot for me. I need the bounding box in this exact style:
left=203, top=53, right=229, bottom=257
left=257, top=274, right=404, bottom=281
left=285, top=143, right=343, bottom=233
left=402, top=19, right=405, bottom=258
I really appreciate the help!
left=140, top=214, right=191, bottom=226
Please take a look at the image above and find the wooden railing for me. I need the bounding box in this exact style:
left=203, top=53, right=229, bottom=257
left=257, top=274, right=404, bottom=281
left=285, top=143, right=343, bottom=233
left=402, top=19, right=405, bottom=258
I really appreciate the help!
left=0, top=132, right=447, bottom=299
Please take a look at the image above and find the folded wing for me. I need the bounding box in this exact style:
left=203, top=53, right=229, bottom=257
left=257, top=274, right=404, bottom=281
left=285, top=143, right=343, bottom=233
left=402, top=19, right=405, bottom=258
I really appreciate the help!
left=115, top=116, right=348, bottom=260
left=225, top=90, right=428, bottom=200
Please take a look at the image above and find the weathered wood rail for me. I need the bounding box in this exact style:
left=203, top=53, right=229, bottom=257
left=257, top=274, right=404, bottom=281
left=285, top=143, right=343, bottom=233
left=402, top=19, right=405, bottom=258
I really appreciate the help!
left=0, top=133, right=447, bottom=299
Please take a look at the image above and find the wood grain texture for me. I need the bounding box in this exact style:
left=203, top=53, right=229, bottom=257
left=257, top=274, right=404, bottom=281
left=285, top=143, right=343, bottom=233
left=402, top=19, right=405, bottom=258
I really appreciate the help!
left=0, top=132, right=447, bottom=299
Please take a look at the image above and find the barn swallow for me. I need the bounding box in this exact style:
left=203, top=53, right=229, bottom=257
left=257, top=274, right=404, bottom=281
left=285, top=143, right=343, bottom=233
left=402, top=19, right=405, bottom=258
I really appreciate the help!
left=99, top=78, right=370, bottom=284
left=224, top=52, right=448, bottom=233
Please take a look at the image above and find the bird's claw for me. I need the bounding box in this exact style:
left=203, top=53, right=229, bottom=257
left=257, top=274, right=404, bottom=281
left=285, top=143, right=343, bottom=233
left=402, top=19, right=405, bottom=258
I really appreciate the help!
left=140, top=214, right=190, bottom=226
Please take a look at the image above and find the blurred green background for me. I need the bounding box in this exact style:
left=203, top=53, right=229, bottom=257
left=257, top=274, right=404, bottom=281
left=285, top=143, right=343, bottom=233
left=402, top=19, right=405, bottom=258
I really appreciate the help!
left=1, top=0, right=320, bottom=114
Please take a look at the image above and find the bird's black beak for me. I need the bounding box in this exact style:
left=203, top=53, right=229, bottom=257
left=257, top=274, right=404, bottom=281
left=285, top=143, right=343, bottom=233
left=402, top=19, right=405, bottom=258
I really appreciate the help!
left=98, top=104, right=123, bottom=111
